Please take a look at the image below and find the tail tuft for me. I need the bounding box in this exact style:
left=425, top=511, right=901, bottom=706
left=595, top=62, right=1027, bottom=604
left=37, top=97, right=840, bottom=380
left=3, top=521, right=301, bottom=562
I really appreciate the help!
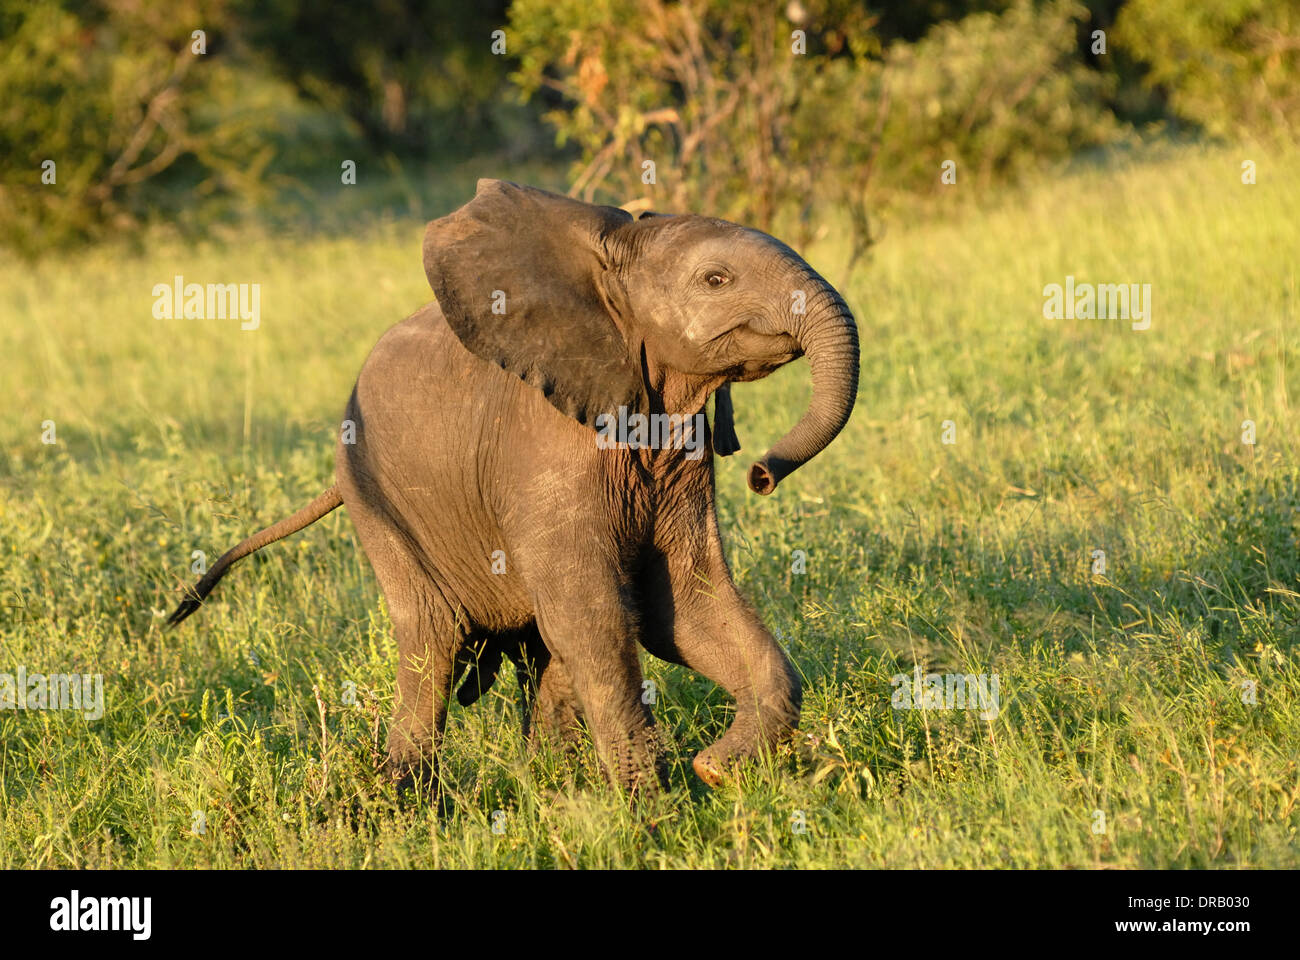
left=165, top=591, right=207, bottom=628
left=166, top=599, right=202, bottom=627
left=164, top=485, right=343, bottom=629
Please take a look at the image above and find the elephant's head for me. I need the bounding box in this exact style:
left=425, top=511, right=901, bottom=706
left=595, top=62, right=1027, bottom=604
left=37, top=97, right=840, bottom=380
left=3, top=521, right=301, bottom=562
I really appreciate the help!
left=423, top=179, right=859, bottom=494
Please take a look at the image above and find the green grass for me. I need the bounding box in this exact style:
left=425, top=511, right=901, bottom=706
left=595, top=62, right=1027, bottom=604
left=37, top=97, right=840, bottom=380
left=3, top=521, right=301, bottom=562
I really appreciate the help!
left=2, top=141, right=1297, bottom=868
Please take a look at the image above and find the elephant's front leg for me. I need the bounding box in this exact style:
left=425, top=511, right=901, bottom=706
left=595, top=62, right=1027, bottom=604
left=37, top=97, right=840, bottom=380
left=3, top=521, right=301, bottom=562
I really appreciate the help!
left=682, top=590, right=802, bottom=785
left=529, top=578, right=666, bottom=798
left=639, top=541, right=802, bottom=786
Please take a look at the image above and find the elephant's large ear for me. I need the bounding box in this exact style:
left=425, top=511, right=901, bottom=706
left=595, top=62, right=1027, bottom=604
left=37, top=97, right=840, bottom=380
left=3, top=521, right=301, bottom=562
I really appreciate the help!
left=711, top=382, right=741, bottom=457
left=423, top=179, right=647, bottom=426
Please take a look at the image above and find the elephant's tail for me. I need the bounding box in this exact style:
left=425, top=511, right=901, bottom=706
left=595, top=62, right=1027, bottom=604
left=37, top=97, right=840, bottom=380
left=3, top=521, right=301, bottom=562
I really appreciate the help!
left=165, top=484, right=344, bottom=628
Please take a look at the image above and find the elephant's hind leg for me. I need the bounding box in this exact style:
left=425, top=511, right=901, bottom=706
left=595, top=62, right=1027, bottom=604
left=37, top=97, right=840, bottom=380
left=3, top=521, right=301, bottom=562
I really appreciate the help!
left=508, top=626, right=586, bottom=750
left=347, top=507, right=461, bottom=798
left=385, top=589, right=458, bottom=798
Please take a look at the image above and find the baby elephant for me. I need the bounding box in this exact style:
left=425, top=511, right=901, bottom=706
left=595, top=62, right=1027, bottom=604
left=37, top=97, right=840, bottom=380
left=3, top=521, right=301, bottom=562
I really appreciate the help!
left=168, top=180, right=859, bottom=798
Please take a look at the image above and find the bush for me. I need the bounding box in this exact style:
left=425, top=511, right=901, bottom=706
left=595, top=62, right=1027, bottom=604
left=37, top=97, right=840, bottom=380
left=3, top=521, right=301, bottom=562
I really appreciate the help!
left=0, top=0, right=275, bottom=256
left=509, top=0, right=858, bottom=229
left=1114, top=0, right=1300, bottom=140
left=509, top=0, right=1118, bottom=265
left=235, top=0, right=515, bottom=157
left=871, top=0, right=1118, bottom=193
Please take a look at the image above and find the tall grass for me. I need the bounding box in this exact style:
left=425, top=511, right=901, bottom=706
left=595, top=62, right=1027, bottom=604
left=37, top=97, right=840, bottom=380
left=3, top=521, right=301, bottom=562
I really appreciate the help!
left=1, top=142, right=1296, bottom=867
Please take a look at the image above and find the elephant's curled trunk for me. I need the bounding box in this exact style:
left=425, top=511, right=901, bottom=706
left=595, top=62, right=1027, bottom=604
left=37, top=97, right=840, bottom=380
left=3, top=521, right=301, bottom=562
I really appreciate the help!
left=747, top=284, right=859, bottom=494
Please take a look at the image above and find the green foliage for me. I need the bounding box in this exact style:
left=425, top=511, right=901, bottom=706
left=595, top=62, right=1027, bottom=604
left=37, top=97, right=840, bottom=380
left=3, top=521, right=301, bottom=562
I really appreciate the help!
left=1114, top=0, right=1300, bottom=139
left=872, top=0, right=1119, bottom=192
left=235, top=0, right=517, bottom=155
left=508, top=0, right=868, bottom=228
left=3, top=0, right=1294, bottom=256
left=1, top=141, right=1297, bottom=867
left=510, top=0, right=1118, bottom=262
left=0, top=0, right=276, bottom=256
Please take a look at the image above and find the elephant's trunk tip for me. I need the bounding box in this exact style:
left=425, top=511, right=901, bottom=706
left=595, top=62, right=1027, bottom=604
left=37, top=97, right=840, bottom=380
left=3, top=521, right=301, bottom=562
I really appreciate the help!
left=747, top=458, right=783, bottom=495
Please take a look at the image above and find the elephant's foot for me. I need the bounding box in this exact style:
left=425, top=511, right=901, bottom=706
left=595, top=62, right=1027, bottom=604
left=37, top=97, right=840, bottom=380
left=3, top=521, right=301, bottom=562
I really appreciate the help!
left=387, top=759, right=436, bottom=800
left=691, top=743, right=778, bottom=787
left=692, top=750, right=727, bottom=787
left=601, top=727, right=669, bottom=800
left=385, top=735, right=438, bottom=804
left=691, top=707, right=801, bottom=787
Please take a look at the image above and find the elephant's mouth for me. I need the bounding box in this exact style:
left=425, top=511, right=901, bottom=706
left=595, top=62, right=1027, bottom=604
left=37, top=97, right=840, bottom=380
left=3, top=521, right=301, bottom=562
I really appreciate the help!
left=727, top=331, right=802, bottom=381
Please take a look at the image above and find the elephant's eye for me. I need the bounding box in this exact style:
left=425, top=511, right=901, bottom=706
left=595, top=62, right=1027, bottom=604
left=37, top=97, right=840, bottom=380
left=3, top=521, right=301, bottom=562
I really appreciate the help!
left=705, top=272, right=731, bottom=288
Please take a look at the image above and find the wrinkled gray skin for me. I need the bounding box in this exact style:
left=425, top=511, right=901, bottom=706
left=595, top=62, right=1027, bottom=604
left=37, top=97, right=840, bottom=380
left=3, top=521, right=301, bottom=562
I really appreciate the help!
left=169, top=180, right=859, bottom=799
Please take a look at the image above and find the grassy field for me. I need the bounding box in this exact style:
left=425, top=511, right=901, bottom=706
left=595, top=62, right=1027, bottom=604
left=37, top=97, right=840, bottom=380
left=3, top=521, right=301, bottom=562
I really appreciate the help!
left=2, top=142, right=1297, bottom=868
